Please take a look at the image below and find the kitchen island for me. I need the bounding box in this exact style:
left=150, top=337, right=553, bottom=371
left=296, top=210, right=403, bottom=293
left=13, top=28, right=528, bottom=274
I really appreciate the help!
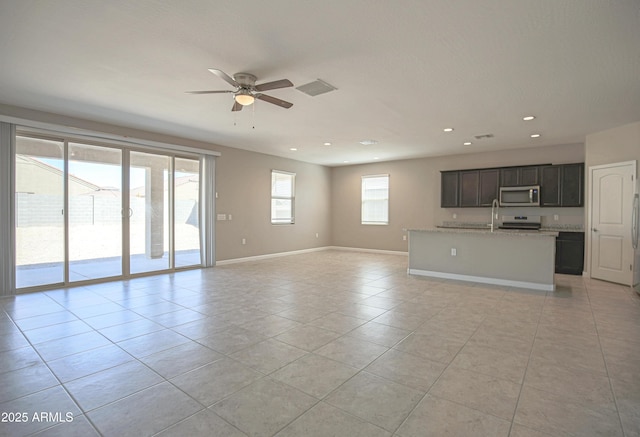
left=408, top=228, right=558, bottom=291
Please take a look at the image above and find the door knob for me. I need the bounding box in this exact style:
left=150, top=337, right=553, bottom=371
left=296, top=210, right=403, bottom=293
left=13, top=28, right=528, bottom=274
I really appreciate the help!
left=592, top=228, right=598, bottom=232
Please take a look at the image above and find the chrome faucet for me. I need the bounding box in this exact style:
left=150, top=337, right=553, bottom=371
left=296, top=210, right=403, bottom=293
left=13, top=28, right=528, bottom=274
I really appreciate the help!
left=491, top=198, right=499, bottom=232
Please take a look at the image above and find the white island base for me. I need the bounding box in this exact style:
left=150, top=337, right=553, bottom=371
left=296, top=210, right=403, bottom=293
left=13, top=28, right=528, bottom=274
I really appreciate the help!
left=408, top=228, right=557, bottom=291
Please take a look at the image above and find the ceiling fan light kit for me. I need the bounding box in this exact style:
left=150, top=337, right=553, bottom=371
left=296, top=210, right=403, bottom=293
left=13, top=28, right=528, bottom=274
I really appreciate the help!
left=234, top=90, right=255, bottom=106
left=187, top=69, right=294, bottom=112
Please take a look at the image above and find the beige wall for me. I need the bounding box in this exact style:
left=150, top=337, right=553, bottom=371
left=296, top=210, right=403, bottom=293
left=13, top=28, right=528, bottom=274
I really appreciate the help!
left=1, top=104, right=332, bottom=262
left=214, top=145, right=331, bottom=261
left=585, top=121, right=640, bottom=168
left=331, top=143, right=585, bottom=251
left=584, top=120, right=640, bottom=276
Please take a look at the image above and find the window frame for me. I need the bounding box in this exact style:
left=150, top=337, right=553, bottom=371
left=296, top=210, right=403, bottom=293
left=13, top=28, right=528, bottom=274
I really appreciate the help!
left=361, top=174, right=389, bottom=225
left=271, top=170, right=295, bottom=225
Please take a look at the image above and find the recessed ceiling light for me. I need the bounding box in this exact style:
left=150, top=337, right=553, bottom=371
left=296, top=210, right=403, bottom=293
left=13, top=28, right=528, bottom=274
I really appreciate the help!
left=463, top=142, right=472, bottom=146
left=374, top=157, right=379, bottom=160
left=323, top=142, right=332, bottom=146
left=359, top=139, right=378, bottom=145
left=343, top=160, right=350, bottom=163
left=443, top=128, right=454, bottom=132
left=289, top=147, right=298, bottom=151
left=530, top=134, right=541, bottom=138
left=523, top=116, right=536, bottom=121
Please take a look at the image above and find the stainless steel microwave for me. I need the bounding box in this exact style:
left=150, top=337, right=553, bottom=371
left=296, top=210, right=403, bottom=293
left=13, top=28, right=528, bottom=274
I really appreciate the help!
left=499, top=185, right=540, bottom=206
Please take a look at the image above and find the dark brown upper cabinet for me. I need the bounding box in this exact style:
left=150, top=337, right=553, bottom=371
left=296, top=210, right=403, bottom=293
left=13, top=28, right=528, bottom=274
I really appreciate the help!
left=560, top=163, right=584, bottom=207
left=500, top=166, right=539, bottom=186
left=440, top=171, right=459, bottom=207
left=520, top=166, right=539, bottom=185
left=442, top=169, right=499, bottom=208
left=540, top=165, right=561, bottom=206
left=479, top=169, right=500, bottom=206
left=540, top=163, right=584, bottom=207
left=460, top=170, right=480, bottom=207
left=440, top=162, right=583, bottom=208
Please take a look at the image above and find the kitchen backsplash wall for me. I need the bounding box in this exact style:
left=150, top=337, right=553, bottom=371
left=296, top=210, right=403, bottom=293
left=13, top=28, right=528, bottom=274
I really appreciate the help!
left=441, top=206, right=584, bottom=230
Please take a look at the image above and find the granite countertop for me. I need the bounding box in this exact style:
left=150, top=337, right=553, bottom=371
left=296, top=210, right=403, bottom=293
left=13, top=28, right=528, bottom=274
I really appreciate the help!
left=539, top=225, right=585, bottom=233
left=409, top=227, right=559, bottom=237
left=439, top=221, right=584, bottom=233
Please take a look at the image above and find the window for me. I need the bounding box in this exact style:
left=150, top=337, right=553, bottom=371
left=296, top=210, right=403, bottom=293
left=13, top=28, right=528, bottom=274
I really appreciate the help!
left=271, top=170, right=295, bottom=224
left=362, top=174, right=389, bottom=225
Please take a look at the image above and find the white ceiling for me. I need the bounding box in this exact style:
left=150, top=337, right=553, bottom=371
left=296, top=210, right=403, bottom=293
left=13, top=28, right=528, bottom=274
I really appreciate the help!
left=0, top=0, right=639, bottom=166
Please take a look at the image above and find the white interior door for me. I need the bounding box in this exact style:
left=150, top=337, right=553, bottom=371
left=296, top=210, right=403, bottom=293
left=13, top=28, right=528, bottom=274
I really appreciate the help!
left=590, top=161, right=636, bottom=285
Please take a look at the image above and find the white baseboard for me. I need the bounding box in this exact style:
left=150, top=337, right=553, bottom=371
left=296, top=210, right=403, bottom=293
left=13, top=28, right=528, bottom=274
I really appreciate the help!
left=215, top=246, right=332, bottom=265
left=328, top=246, right=408, bottom=256
left=408, top=268, right=555, bottom=291
left=215, top=245, right=408, bottom=266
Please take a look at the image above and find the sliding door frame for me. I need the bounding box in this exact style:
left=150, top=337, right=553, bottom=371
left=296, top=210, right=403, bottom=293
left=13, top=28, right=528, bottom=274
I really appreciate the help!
left=13, top=129, right=212, bottom=293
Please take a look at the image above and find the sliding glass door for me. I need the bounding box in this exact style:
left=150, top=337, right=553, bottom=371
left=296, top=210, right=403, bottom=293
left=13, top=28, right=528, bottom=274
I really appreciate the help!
left=15, top=137, right=65, bottom=288
left=15, top=134, right=203, bottom=290
left=68, top=143, right=123, bottom=281
left=129, top=151, right=170, bottom=274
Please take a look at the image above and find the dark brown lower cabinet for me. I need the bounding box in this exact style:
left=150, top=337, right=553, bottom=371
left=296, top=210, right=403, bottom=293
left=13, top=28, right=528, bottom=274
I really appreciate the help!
left=555, top=232, right=584, bottom=275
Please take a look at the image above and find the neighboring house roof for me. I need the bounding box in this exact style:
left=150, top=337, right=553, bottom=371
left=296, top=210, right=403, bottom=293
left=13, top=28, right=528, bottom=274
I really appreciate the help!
left=16, top=155, right=102, bottom=193
left=130, top=174, right=199, bottom=198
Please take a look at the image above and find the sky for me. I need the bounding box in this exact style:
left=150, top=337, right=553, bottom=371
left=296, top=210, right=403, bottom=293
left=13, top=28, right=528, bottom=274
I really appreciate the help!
left=39, top=158, right=169, bottom=190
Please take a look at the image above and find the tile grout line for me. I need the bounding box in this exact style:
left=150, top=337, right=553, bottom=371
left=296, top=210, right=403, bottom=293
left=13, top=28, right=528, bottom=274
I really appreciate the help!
left=505, top=287, right=547, bottom=437
left=584, top=280, right=628, bottom=437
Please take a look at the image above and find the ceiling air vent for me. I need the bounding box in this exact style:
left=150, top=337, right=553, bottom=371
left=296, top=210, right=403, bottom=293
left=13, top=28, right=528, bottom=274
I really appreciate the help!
left=296, top=79, right=337, bottom=97
left=473, top=133, right=494, bottom=140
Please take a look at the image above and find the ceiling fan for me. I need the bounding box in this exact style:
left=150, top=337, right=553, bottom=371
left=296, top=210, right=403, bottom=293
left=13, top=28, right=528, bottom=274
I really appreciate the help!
left=186, top=69, right=294, bottom=111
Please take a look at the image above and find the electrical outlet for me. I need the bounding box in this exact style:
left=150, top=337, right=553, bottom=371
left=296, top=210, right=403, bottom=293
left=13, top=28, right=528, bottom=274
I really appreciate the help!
left=241, top=238, right=246, bottom=245
left=451, top=248, right=457, bottom=256
left=315, top=233, right=319, bottom=238
left=553, top=214, right=559, bottom=221
left=453, top=213, right=457, bottom=219
left=403, top=235, right=407, bottom=241
left=228, top=214, right=232, bottom=220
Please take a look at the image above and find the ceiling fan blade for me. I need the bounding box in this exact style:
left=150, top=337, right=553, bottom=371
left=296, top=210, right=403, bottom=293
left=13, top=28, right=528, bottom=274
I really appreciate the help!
left=208, top=69, right=239, bottom=88
left=255, top=79, right=293, bottom=92
left=256, top=94, right=293, bottom=109
left=231, top=101, right=243, bottom=112
left=185, top=90, right=234, bottom=94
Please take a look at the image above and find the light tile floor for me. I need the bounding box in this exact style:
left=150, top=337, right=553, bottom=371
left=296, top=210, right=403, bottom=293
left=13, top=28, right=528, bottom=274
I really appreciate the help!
left=1, top=250, right=639, bottom=436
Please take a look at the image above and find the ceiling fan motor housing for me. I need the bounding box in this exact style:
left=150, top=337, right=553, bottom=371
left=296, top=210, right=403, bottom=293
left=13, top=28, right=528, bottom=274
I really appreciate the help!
left=233, top=73, right=257, bottom=88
